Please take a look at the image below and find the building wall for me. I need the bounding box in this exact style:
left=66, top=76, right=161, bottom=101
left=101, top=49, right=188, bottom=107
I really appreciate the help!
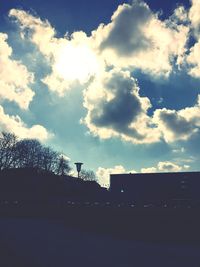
left=110, top=172, right=200, bottom=201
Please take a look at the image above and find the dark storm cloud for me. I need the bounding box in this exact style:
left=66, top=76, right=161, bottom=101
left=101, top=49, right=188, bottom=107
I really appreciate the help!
left=158, top=110, right=195, bottom=136
left=100, top=0, right=152, bottom=56
left=90, top=71, right=146, bottom=139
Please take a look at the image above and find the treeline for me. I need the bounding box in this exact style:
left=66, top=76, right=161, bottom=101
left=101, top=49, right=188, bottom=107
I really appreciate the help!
left=0, top=132, right=71, bottom=175
left=0, top=131, right=97, bottom=182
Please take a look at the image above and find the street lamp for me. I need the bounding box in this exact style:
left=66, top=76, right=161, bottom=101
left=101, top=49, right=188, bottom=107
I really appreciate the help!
left=74, top=162, right=83, bottom=178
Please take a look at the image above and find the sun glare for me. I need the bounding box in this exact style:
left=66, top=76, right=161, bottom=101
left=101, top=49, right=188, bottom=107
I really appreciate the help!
left=54, top=44, right=99, bottom=83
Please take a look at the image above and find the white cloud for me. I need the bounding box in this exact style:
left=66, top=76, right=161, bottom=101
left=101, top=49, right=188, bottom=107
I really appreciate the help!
left=141, top=167, right=157, bottom=173
left=92, top=0, right=189, bottom=77
left=83, top=68, right=161, bottom=144
left=183, top=164, right=190, bottom=169
left=172, top=5, right=188, bottom=23
left=8, top=4, right=200, bottom=147
left=9, top=1, right=190, bottom=97
left=96, top=165, right=135, bottom=187
left=9, top=9, right=56, bottom=56
left=173, top=156, right=195, bottom=163
left=157, top=161, right=182, bottom=172
left=153, top=95, right=200, bottom=142
left=0, top=33, right=34, bottom=109
left=186, top=40, right=200, bottom=77
left=172, top=147, right=185, bottom=153
left=189, top=0, right=200, bottom=33
left=0, top=105, right=51, bottom=141
left=41, top=31, right=101, bottom=95
left=185, top=0, right=200, bottom=77
left=98, top=161, right=190, bottom=187
left=141, top=161, right=190, bottom=173
left=9, top=9, right=102, bottom=95
left=84, top=67, right=200, bottom=144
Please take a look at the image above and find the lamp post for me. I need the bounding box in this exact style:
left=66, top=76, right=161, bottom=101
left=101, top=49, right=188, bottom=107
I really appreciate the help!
left=74, top=162, right=83, bottom=178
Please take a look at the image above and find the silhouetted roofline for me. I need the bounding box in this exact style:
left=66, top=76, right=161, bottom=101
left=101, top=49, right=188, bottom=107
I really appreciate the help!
left=110, top=171, right=200, bottom=176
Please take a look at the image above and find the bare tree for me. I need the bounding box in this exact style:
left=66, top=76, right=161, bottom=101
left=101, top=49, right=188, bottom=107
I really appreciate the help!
left=41, top=146, right=59, bottom=173
left=56, top=155, right=71, bottom=176
left=0, top=132, right=17, bottom=170
left=0, top=131, right=72, bottom=176
left=80, top=169, right=97, bottom=181
left=14, top=139, right=43, bottom=169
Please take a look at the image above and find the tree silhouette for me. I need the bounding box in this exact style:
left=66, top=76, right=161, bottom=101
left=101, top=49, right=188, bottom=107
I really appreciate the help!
left=57, top=155, right=71, bottom=176
left=14, top=139, right=43, bottom=169
left=80, top=169, right=97, bottom=181
left=0, top=131, right=71, bottom=175
left=0, top=132, right=17, bottom=170
left=41, top=146, right=59, bottom=173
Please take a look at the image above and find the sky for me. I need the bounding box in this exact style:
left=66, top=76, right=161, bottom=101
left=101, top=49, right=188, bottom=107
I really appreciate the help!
left=0, top=0, right=200, bottom=186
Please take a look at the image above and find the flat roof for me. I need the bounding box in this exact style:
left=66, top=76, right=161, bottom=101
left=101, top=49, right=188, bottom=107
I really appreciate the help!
left=111, top=171, right=200, bottom=175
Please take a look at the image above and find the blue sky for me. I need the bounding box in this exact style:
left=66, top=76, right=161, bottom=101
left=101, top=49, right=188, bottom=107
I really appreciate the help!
left=0, top=0, right=200, bottom=186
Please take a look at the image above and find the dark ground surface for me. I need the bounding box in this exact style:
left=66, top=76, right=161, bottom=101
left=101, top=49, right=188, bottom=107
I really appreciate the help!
left=0, top=218, right=200, bottom=267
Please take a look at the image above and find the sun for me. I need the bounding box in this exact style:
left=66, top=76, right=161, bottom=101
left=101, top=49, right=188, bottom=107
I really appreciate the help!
left=54, top=43, right=99, bottom=83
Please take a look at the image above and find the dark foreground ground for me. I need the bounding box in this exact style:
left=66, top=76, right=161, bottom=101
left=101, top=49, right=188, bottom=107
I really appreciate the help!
left=0, top=218, right=200, bottom=267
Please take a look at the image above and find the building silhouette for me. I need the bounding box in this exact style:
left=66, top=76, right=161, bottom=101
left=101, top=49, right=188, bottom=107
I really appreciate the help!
left=110, top=172, right=200, bottom=202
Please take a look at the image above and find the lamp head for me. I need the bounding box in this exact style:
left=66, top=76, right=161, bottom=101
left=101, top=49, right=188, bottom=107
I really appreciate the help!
left=74, top=162, right=83, bottom=173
